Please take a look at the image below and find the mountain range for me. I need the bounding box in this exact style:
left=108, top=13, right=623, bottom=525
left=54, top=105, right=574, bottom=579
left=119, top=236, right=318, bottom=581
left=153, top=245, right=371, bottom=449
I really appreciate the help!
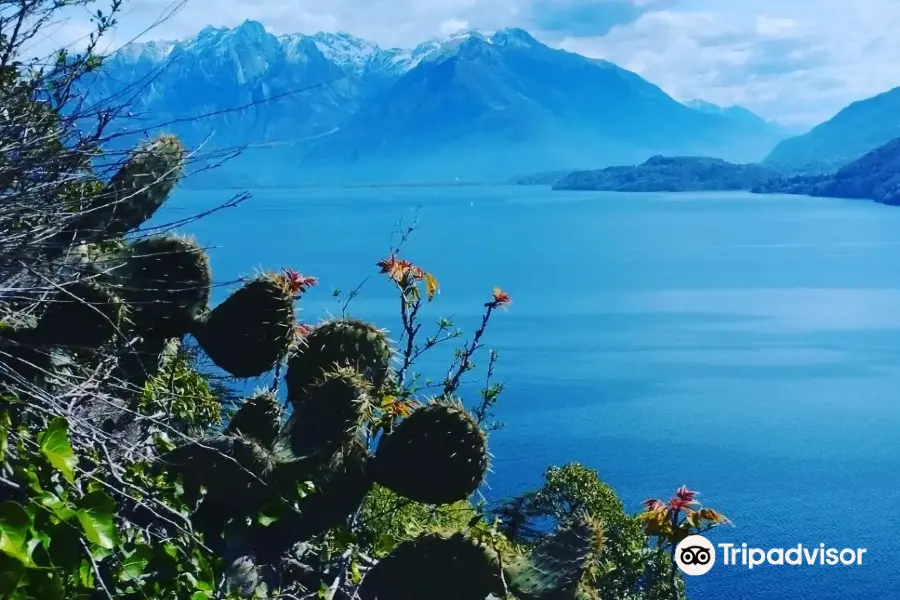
left=90, top=20, right=789, bottom=184
left=763, top=86, right=900, bottom=173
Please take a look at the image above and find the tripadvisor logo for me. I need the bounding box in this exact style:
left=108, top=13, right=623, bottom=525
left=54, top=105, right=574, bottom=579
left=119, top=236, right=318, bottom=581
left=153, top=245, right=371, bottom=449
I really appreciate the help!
left=674, top=535, right=868, bottom=575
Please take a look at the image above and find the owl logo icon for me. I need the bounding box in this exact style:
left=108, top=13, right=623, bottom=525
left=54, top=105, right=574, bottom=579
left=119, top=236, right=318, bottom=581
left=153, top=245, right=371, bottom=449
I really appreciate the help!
left=675, top=535, right=716, bottom=576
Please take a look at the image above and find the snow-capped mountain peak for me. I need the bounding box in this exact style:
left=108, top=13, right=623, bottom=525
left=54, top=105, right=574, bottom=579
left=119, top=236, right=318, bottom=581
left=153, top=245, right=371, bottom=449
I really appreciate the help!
left=308, top=32, right=379, bottom=70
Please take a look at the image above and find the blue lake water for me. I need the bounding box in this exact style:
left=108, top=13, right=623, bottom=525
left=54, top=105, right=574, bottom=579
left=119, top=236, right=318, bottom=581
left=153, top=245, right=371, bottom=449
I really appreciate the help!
left=158, top=185, right=900, bottom=600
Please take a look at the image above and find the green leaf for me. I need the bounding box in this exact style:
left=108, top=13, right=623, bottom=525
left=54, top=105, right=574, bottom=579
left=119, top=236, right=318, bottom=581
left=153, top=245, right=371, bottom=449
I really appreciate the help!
left=119, top=549, right=149, bottom=582
left=38, top=418, right=77, bottom=483
left=78, top=559, right=94, bottom=587
left=190, top=549, right=215, bottom=591
left=256, top=499, right=284, bottom=527
left=0, top=501, right=33, bottom=565
left=76, top=491, right=118, bottom=550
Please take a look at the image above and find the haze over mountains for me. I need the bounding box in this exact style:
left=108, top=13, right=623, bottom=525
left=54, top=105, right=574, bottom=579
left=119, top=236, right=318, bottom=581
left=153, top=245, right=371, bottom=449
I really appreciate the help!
left=763, top=86, right=900, bottom=173
left=92, top=20, right=789, bottom=184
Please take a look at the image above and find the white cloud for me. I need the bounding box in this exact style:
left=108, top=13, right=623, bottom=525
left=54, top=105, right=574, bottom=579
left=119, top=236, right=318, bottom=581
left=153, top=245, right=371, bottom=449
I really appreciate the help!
left=554, top=2, right=900, bottom=126
left=438, top=18, right=470, bottom=35
left=754, top=16, right=797, bottom=38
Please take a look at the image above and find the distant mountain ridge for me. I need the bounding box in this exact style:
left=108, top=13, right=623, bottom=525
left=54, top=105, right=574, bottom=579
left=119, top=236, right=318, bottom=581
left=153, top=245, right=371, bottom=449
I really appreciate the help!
left=93, top=20, right=789, bottom=184
left=764, top=86, right=900, bottom=173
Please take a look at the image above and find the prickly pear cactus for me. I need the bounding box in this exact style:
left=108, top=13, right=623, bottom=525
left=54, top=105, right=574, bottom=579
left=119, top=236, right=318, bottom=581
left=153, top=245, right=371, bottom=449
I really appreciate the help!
left=119, top=234, right=212, bottom=338
left=286, top=318, right=393, bottom=401
left=255, top=443, right=373, bottom=561
left=357, top=531, right=504, bottom=600
left=191, top=272, right=296, bottom=378
left=285, top=366, right=372, bottom=458
left=506, top=515, right=606, bottom=600
left=160, top=435, right=273, bottom=507
left=373, top=400, right=488, bottom=505
left=225, top=391, right=282, bottom=449
left=78, top=134, right=185, bottom=240
left=33, top=278, right=125, bottom=349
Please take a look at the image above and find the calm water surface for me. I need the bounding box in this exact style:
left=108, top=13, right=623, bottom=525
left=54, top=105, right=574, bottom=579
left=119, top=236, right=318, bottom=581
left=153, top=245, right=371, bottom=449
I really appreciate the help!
left=159, top=186, right=900, bottom=600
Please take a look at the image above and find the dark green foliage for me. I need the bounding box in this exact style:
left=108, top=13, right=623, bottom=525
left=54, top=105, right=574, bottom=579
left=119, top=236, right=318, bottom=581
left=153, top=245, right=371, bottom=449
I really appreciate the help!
left=358, top=531, right=504, bottom=600
left=506, top=516, right=605, bottom=600
left=552, top=155, right=782, bottom=192
left=285, top=367, right=371, bottom=458
left=373, top=400, right=488, bottom=505
left=753, top=137, right=900, bottom=205
left=286, top=318, right=393, bottom=401
left=34, top=279, right=124, bottom=349
left=226, top=391, right=282, bottom=448
left=192, top=274, right=296, bottom=378
left=494, top=463, right=681, bottom=600
left=118, top=234, right=212, bottom=338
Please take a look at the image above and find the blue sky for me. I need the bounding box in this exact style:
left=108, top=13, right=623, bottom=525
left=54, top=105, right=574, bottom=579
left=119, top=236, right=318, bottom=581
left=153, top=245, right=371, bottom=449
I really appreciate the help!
left=41, top=0, right=900, bottom=127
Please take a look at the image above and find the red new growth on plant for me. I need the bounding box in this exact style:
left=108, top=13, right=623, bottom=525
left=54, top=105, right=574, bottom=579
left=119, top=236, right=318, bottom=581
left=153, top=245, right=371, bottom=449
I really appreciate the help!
left=487, top=287, right=512, bottom=309
left=639, top=485, right=730, bottom=549
left=282, top=268, right=318, bottom=295
left=377, top=254, right=424, bottom=282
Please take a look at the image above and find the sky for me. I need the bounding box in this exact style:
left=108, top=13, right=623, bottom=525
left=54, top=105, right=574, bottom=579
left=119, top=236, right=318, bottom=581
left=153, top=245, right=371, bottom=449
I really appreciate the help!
left=36, top=0, right=900, bottom=127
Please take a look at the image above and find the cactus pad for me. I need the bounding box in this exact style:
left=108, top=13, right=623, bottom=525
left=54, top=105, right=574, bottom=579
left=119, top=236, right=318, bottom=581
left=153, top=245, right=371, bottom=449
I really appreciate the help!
left=81, top=134, right=185, bottom=239
left=373, top=401, right=487, bottom=505
left=192, top=273, right=296, bottom=378
left=225, top=391, right=282, bottom=449
left=506, top=515, right=606, bottom=600
left=284, top=367, right=372, bottom=458
left=122, top=235, right=211, bottom=337
left=358, top=531, right=504, bottom=600
left=254, top=444, right=373, bottom=560
left=286, top=318, right=393, bottom=401
left=34, top=279, right=124, bottom=348
left=163, top=436, right=274, bottom=542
